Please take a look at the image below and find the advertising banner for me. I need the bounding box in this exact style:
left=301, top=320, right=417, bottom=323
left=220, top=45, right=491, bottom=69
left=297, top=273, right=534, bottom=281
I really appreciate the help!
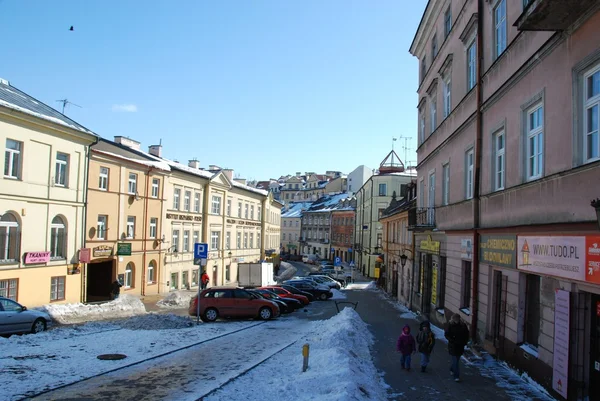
left=585, top=236, right=600, bottom=284
left=517, top=236, right=585, bottom=281
left=552, top=289, right=570, bottom=399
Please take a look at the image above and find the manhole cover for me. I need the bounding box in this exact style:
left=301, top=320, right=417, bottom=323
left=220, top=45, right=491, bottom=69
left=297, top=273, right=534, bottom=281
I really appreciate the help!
left=97, top=354, right=127, bottom=360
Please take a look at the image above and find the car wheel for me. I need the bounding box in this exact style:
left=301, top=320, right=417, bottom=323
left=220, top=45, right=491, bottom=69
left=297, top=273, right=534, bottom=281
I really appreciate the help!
left=31, top=318, right=46, bottom=334
left=319, top=293, right=328, bottom=301
left=259, top=307, right=273, bottom=320
left=202, top=308, right=219, bottom=322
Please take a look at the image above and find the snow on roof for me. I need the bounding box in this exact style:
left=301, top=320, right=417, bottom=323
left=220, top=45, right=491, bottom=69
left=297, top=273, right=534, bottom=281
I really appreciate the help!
left=93, top=149, right=171, bottom=171
left=282, top=202, right=314, bottom=218
left=231, top=180, right=268, bottom=196
left=305, top=193, right=353, bottom=213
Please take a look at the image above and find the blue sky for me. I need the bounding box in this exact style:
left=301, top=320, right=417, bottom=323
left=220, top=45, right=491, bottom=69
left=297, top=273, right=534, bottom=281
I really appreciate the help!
left=0, top=0, right=426, bottom=181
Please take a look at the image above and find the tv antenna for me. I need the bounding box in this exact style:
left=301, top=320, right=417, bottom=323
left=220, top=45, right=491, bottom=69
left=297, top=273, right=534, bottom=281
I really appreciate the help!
left=56, top=99, right=82, bottom=114
left=396, top=136, right=413, bottom=166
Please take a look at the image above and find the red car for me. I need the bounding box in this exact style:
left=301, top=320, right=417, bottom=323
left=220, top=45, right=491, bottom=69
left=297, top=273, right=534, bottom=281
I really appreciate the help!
left=188, top=287, right=280, bottom=322
left=260, top=286, right=310, bottom=305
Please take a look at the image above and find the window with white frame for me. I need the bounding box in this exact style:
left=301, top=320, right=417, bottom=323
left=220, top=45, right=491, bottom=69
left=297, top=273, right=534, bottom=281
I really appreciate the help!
left=237, top=202, right=242, bottom=217
left=183, top=230, right=190, bottom=252
left=494, top=130, right=505, bottom=190
left=50, top=276, right=65, bottom=301
left=378, top=183, right=387, bottom=196
left=444, top=6, right=452, bottom=38
left=193, top=231, right=199, bottom=246
left=127, top=216, right=135, bottom=239
left=467, top=40, right=477, bottom=90
left=147, top=260, right=156, bottom=283
left=418, top=179, right=424, bottom=208
left=282, top=233, right=286, bottom=241
left=250, top=233, right=254, bottom=248
left=245, top=204, right=249, bottom=219
left=258, top=206, right=261, bottom=221
left=226, top=232, right=231, bottom=249
left=244, top=232, right=248, bottom=248
left=295, top=233, right=298, bottom=241
left=211, top=195, right=221, bottom=215
left=430, top=93, right=437, bottom=133
left=124, top=263, right=134, bottom=288
left=526, top=104, right=544, bottom=180
left=257, top=233, right=261, bottom=248
left=0, top=214, right=19, bottom=263
left=99, top=167, right=109, bottom=190
left=227, top=199, right=232, bottom=216
left=442, top=164, right=450, bottom=205
left=55, top=152, right=69, bottom=187
left=466, top=149, right=474, bottom=199
left=172, top=230, right=179, bottom=252
left=0, top=279, right=18, bottom=300
left=443, top=74, right=452, bottom=118
left=236, top=231, right=242, bottom=248
left=152, top=178, right=159, bottom=198
left=128, top=173, right=137, bottom=194
left=173, top=188, right=180, bottom=210
left=149, top=217, right=157, bottom=238
left=97, top=215, right=107, bottom=240
left=4, top=139, right=22, bottom=179
left=494, top=0, right=507, bottom=58
left=184, top=191, right=191, bottom=212
left=584, top=66, right=599, bottom=162
left=50, top=216, right=66, bottom=259
left=194, top=192, right=200, bottom=212
left=250, top=205, right=255, bottom=220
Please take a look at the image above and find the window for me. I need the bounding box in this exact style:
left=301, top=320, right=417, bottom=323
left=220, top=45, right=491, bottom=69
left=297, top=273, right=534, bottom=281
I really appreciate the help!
left=226, top=232, right=231, bottom=249
left=55, top=152, right=69, bottom=187
left=438, top=257, right=447, bottom=309
left=184, top=191, right=191, bottom=212
left=258, top=206, right=261, bottom=221
left=97, top=215, right=107, bottom=240
left=419, top=107, right=426, bottom=144
left=245, top=204, right=249, bottom=219
left=244, top=232, right=248, bottom=248
left=431, top=34, right=438, bottom=59
left=99, top=167, right=109, bottom=190
left=4, top=139, right=22, bottom=179
left=192, top=269, right=199, bottom=287
left=443, top=74, right=452, bottom=118
left=50, top=276, right=65, bottom=301
left=172, top=230, right=179, bottom=252
left=250, top=233, right=254, bottom=248
left=211, top=231, right=220, bottom=250
left=227, top=199, right=232, bottom=216
left=127, top=216, right=136, bottom=239
left=421, top=56, right=427, bottom=83
left=0, top=278, right=17, bottom=300
left=237, top=232, right=241, bottom=249
left=494, top=131, right=505, bottom=190
left=430, top=94, right=437, bottom=133
left=50, top=216, right=66, bottom=259
left=282, top=233, right=286, bottom=241
left=152, top=178, right=159, bottom=198
left=194, top=193, right=200, bottom=212
left=183, top=230, right=190, bottom=252
left=524, top=274, right=541, bottom=346
left=211, top=196, right=221, bottom=215
left=173, top=188, right=180, bottom=210
left=124, top=262, right=134, bottom=288
left=466, top=149, right=474, bottom=199
left=147, top=260, right=156, bottom=283
left=149, top=218, right=157, bottom=239
left=526, top=104, right=544, bottom=180
left=444, top=6, right=452, bottom=38
left=467, top=41, right=477, bottom=90
left=442, top=164, right=450, bottom=205
left=237, top=202, right=242, bottom=217
left=193, top=230, right=199, bottom=246
left=296, top=221, right=299, bottom=227
left=182, top=271, right=189, bottom=289
left=250, top=205, right=255, bottom=220
left=128, top=173, right=137, bottom=194
left=257, top=233, right=261, bottom=248
left=461, top=261, right=472, bottom=309
left=378, top=183, right=387, bottom=196
left=494, top=0, right=507, bottom=58
left=584, top=67, right=600, bottom=162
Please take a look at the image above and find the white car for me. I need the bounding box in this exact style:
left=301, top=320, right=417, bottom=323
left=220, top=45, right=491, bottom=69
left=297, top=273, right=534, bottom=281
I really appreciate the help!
left=0, top=297, right=52, bottom=335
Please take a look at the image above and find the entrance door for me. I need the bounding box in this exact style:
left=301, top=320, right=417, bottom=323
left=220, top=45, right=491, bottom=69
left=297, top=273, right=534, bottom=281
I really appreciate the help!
left=491, top=270, right=508, bottom=356
left=421, top=254, right=432, bottom=316
left=590, top=294, right=600, bottom=398
left=86, top=260, right=113, bottom=302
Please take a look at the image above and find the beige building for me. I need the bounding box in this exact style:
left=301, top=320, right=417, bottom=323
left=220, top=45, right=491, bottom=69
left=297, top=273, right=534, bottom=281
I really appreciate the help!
left=0, top=78, right=98, bottom=306
left=281, top=202, right=313, bottom=255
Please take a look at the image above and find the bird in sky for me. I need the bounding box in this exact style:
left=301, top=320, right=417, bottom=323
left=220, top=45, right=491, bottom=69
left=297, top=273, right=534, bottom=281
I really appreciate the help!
left=69, top=26, right=74, bottom=31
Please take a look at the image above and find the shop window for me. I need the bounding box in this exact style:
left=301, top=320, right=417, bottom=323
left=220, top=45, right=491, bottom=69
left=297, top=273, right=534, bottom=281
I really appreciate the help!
left=461, top=261, right=472, bottom=312
left=438, top=256, right=447, bottom=310
left=524, top=274, right=541, bottom=347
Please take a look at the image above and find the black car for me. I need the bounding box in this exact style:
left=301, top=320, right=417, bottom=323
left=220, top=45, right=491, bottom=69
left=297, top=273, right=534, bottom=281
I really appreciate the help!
left=280, top=284, right=315, bottom=302
left=283, top=280, right=333, bottom=301
left=246, top=290, right=292, bottom=314
left=254, top=289, right=303, bottom=311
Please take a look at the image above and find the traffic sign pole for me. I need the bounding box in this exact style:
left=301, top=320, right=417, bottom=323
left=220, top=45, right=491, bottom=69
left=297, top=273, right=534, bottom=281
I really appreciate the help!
left=194, top=243, right=208, bottom=325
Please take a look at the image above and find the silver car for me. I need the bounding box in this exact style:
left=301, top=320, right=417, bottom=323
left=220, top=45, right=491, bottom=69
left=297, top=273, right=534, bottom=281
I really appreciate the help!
left=0, top=297, right=52, bottom=335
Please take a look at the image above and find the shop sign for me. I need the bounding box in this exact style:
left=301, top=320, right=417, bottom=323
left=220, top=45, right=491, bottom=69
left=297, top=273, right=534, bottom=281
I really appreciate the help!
left=585, top=236, right=600, bottom=284
left=24, top=251, right=51, bottom=264
left=517, top=236, right=585, bottom=281
left=420, top=235, right=440, bottom=254
left=93, top=245, right=113, bottom=257
left=552, top=289, right=570, bottom=399
left=460, top=239, right=473, bottom=260
left=479, top=235, right=517, bottom=269
left=166, top=213, right=201, bottom=222
left=431, top=260, right=438, bottom=305
left=117, top=243, right=132, bottom=256
left=79, top=248, right=91, bottom=263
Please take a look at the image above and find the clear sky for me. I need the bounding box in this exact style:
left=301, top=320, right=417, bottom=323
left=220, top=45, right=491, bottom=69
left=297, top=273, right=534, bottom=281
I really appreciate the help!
left=0, top=0, right=426, bottom=181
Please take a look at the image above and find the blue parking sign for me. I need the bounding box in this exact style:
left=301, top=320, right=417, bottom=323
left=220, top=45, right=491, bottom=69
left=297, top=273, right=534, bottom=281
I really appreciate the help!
left=334, top=257, right=341, bottom=267
left=194, top=243, right=208, bottom=259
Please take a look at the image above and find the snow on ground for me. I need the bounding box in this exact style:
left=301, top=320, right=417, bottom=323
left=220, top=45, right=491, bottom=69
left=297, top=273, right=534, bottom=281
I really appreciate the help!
left=330, top=288, right=346, bottom=300
left=205, top=308, right=388, bottom=401
left=276, top=261, right=297, bottom=282
left=156, top=290, right=196, bottom=308
left=346, top=281, right=377, bottom=290
left=37, top=294, right=146, bottom=324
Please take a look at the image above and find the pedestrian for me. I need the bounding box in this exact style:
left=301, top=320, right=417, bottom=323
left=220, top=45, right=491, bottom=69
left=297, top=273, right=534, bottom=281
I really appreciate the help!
left=416, top=320, right=436, bottom=372
left=444, top=313, right=470, bottom=382
left=396, top=324, right=416, bottom=371
left=201, top=270, right=210, bottom=290
left=110, top=280, right=122, bottom=300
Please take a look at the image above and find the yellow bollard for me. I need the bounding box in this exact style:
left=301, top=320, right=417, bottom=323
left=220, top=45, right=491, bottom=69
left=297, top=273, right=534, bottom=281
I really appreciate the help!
left=302, top=343, right=310, bottom=372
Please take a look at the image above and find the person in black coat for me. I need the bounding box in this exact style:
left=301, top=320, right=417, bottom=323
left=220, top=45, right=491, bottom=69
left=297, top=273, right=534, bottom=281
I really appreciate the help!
left=110, top=280, right=122, bottom=300
left=444, top=313, right=470, bottom=382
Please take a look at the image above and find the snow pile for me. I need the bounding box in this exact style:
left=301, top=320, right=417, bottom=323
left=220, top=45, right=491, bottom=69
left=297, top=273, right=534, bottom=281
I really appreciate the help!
left=38, top=295, right=146, bottom=324
left=346, top=281, right=377, bottom=290
left=276, top=261, right=297, bottom=282
left=114, top=314, right=193, bottom=330
left=330, top=289, right=346, bottom=300
left=157, top=291, right=195, bottom=309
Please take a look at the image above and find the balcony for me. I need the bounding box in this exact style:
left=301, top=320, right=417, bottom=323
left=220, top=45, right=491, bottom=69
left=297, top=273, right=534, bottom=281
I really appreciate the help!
left=515, top=0, right=598, bottom=31
left=407, top=207, right=436, bottom=231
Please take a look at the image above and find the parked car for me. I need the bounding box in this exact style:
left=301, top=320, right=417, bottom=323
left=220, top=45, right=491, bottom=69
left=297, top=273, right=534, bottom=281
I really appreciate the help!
left=261, top=286, right=311, bottom=305
left=307, top=274, right=343, bottom=289
left=246, top=289, right=293, bottom=314
left=188, top=287, right=280, bottom=322
left=293, top=275, right=340, bottom=290
left=251, top=289, right=303, bottom=311
left=0, top=297, right=52, bottom=336
left=283, top=280, right=333, bottom=300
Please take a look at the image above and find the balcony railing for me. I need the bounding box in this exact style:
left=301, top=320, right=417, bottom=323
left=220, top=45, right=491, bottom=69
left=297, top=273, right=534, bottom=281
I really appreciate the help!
left=515, top=0, right=598, bottom=31
left=407, top=207, right=436, bottom=231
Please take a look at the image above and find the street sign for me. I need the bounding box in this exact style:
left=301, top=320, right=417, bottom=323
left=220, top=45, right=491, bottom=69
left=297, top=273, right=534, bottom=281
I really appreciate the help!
left=349, top=261, right=355, bottom=268
left=348, top=248, right=352, bottom=253
left=334, top=257, right=341, bottom=267
left=194, top=243, right=208, bottom=259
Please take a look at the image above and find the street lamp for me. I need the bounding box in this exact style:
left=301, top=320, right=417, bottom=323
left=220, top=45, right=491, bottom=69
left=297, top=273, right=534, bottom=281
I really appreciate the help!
left=228, top=251, right=232, bottom=258
left=592, top=198, right=600, bottom=230
left=400, top=253, right=408, bottom=268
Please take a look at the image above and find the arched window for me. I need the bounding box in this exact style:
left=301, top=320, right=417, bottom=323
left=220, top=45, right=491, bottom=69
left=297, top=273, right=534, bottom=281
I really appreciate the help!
left=125, top=262, right=134, bottom=288
left=147, top=260, right=156, bottom=284
left=0, top=213, right=20, bottom=262
left=50, top=216, right=66, bottom=259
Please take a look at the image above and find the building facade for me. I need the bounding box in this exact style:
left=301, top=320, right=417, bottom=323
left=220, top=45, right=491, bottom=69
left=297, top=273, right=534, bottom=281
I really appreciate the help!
left=331, top=202, right=356, bottom=264
left=409, top=1, right=600, bottom=398
left=281, top=202, right=313, bottom=255
left=301, top=193, right=351, bottom=259
left=347, top=165, right=373, bottom=194
left=0, top=79, right=98, bottom=306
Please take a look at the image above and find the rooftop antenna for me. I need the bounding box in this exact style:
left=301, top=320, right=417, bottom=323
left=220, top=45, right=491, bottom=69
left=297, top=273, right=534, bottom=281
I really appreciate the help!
left=397, top=136, right=412, bottom=166
left=56, top=99, right=82, bottom=114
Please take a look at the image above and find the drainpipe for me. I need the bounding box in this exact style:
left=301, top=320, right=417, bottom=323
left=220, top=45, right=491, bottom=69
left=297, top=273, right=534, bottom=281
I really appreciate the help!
left=81, top=137, right=98, bottom=302
left=157, top=176, right=165, bottom=294
left=141, top=167, right=152, bottom=296
left=471, top=0, right=484, bottom=342
left=368, top=178, right=374, bottom=275
left=359, top=186, right=365, bottom=274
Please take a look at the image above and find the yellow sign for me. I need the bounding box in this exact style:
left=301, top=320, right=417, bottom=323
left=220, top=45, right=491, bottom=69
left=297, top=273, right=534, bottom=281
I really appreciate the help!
left=420, top=235, right=440, bottom=254
left=431, top=261, right=438, bottom=305
left=419, top=262, right=424, bottom=294
left=374, top=267, right=380, bottom=279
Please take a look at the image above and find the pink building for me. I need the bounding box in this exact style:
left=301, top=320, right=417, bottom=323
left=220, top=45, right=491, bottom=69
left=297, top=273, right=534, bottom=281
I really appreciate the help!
left=409, top=0, right=600, bottom=398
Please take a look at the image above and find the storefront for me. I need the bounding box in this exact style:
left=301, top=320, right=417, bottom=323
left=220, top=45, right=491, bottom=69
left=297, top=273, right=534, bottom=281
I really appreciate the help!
left=413, top=233, right=445, bottom=327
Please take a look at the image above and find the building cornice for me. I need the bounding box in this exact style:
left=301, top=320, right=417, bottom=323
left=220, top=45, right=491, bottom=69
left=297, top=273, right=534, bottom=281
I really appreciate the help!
left=409, top=0, right=444, bottom=57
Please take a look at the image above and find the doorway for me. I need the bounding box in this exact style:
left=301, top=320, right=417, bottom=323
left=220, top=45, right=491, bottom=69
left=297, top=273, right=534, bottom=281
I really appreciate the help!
left=590, top=294, right=600, bottom=399
left=491, top=270, right=508, bottom=356
left=86, top=260, right=114, bottom=302
left=421, top=254, right=432, bottom=316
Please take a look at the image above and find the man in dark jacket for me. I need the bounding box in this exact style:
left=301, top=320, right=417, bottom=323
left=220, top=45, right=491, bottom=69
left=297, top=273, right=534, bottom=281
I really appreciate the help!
left=416, top=320, right=435, bottom=372
left=110, top=280, right=122, bottom=300
left=444, top=313, right=469, bottom=382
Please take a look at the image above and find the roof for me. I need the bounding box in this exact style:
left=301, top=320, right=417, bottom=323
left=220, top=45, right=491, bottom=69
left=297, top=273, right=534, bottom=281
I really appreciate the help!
left=0, top=79, right=96, bottom=136
left=305, top=193, right=354, bottom=213
left=93, top=149, right=171, bottom=171
left=282, top=202, right=314, bottom=218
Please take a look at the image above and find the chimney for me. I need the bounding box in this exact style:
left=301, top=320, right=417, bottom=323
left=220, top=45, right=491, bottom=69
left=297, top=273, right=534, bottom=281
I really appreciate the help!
left=148, top=144, right=162, bottom=157
left=233, top=178, right=247, bottom=186
left=114, top=136, right=141, bottom=150
left=188, top=159, right=200, bottom=169
left=222, top=169, right=233, bottom=181
left=208, top=165, right=221, bottom=171
left=296, top=172, right=301, bottom=177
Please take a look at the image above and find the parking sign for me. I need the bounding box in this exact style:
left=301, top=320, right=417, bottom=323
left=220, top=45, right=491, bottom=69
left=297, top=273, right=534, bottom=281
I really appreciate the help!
left=194, top=243, right=208, bottom=259
left=334, top=256, right=341, bottom=267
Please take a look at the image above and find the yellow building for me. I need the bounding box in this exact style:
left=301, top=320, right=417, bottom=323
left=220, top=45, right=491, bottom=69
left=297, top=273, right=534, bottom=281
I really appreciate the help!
left=0, top=78, right=98, bottom=306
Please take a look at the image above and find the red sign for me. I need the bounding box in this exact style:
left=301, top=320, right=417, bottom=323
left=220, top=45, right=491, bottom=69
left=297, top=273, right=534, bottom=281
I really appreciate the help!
left=24, top=251, right=51, bottom=264
left=79, top=248, right=91, bottom=263
left=585, top=236, right=600, bottom=284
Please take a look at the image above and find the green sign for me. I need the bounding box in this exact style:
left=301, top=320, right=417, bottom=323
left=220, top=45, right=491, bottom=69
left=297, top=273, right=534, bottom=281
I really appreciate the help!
left=117, top=243, right=132, bottom=256
left=479, top=235, right=517, bottom=268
